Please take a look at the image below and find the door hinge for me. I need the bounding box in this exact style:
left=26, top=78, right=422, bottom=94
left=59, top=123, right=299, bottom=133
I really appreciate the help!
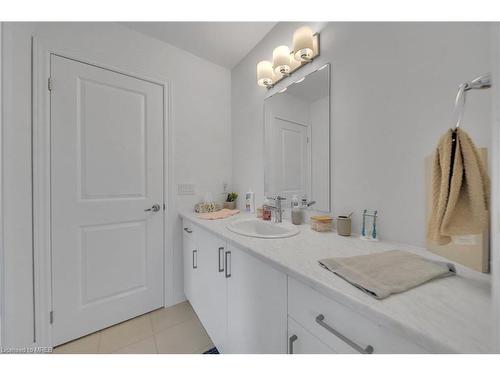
left=49, top=311, right=54, bottom=324
left=48, top=77, right=52, bottom=91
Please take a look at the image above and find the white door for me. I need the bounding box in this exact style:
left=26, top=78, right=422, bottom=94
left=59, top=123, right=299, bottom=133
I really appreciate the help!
left=51, top=55, right=165, bottom=346
left=272, top=117, right=310, bottom=200
left=226, top=244, right=287, bottom=353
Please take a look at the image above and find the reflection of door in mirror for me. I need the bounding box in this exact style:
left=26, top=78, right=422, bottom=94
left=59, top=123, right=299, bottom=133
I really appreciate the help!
left=264, top=64, right=330, bottom=212
left=272, top=116, right=311, bottom=201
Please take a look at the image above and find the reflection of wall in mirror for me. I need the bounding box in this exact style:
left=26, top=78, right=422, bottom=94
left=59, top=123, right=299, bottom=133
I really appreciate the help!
left=310, top=96, right=329, bottom=211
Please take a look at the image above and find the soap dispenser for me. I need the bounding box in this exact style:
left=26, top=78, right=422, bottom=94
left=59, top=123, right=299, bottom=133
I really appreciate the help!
left=291, top=195, right=303, bottom=225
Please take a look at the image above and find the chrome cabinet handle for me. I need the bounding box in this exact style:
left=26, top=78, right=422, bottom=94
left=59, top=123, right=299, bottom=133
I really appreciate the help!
left=218, top=247, right=225, bottom=272
left=192, top=250, right=197, bottom=269
left=315, top=314, right=374, bottom=354
left=225, top=251, right=231, bottom=278
left=145, top=203, right=161, bottom=212
left=183, top=227, right=193, bottom=233
left=289, top=334, right=298, bottom=354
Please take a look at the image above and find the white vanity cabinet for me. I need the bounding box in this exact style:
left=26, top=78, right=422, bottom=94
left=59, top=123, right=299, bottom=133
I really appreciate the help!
left=182, top=219, right=287, bottom=354
left=226, top=243, right=287, bottom=353
left=182, top=222, right=197, bottom=307
left=288, top=317, right=335, bottom=354
left=182, top=217, right=432, bottom=354
left=195, top=225, right=228, bottom=352
left=287, top=277, right=428, bottom=354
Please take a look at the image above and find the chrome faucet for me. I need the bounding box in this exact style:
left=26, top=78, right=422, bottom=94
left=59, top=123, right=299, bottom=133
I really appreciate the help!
left=264, top=196, right=287, bottom=223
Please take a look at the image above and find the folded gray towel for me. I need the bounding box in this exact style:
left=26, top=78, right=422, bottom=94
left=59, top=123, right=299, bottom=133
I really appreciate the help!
left=319, top=250, right=456, bottom=299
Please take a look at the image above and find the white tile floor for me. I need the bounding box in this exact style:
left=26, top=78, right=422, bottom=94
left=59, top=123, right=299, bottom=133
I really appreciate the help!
left=53, top=301, right=214, bottom=354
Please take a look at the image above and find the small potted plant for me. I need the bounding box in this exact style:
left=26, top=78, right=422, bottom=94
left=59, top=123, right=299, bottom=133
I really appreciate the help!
left=224, top=192, right=238, bottom=210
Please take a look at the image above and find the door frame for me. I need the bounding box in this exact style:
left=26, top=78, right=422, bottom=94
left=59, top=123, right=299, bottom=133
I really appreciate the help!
left=32, top=37, right=173, bottom=348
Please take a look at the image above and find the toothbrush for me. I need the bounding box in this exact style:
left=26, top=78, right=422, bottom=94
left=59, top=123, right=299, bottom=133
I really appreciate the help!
left=372, top=210, right=378, bottom=240
left=361, top=209, right=367, bottom=237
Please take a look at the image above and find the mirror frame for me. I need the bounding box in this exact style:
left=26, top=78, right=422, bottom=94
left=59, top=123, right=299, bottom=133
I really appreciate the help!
left=262, top=63, right=331, bottom=213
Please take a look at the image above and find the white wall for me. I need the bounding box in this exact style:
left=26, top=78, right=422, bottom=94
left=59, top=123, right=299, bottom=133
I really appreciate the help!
left=232, top=22, right=492, bottom=247
left=1, top=22, right=231, bottom=347
left=490, top=23, right=500, bottom=352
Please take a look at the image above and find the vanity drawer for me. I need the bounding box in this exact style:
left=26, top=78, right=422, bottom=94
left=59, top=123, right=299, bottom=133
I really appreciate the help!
left=288, top=317, right=335, bottom=354
left=287, top=277, right=427, bottom=354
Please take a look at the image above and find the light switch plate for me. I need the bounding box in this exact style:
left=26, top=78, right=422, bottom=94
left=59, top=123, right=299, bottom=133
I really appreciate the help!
left=178, top=183, right=196, bottom=196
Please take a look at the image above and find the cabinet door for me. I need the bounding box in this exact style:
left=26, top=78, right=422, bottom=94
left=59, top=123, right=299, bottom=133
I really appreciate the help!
left=288, top=317, right=335, bottom=354
left=226, top=244, right=287, bottom=353
left=182, top=220, right=196, bottom=302
left=196, top=227, right=227, bottom=352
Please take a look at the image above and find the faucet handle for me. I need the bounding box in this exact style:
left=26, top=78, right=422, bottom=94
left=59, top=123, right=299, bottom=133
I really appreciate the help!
left=266, top=196, right=287, bottom=201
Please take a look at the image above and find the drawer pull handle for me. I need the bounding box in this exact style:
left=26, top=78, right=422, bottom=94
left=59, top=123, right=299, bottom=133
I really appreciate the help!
left=184, top=227, right=193, bottom=233
left=225, top=251, right=231, bottom=278
left=218, top=247, right=225, bottom=272
left=315, top=314, right=374, bottom=354
left=192, top=250, right=198, bottom=269
left=289, top=334, right=298, bottom=354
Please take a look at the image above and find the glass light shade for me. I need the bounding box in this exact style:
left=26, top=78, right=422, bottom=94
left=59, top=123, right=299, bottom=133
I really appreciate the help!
left=257, top=60, right=274, bottom=87
left=293, top=26, right=314, bottom=61
left=273, top=45, right=291, bottom=75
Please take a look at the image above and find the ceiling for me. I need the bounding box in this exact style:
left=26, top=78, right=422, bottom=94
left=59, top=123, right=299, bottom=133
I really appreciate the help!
left=121, top=22, right=277, bottom=69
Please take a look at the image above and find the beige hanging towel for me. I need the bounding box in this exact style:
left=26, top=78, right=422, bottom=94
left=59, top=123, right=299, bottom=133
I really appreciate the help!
left=427, top=128, right=490, bottom=245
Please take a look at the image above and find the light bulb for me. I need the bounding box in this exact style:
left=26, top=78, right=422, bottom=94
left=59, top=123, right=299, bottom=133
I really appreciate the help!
left=257, top=60, right=273, bottom=87
left=293, top=26, right=314, bottom=62
left=273, top=46, right=291, bottom=75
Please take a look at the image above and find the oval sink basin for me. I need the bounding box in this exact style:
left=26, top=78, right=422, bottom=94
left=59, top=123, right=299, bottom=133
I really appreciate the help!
left=226, top=218, right=300, bottom=239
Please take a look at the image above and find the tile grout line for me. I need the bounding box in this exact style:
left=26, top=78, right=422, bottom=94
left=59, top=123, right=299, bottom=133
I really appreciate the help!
left=96, top=331, right=103, bottom=354
left=149, top=313, right=160, bottom=354
left=151, top=306, right=200, bottom=336
left=101, top=314, right=156, bottom=354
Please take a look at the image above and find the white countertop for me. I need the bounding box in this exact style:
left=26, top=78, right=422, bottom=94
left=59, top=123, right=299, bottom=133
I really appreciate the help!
left=180, top=211, right=492, bottom=353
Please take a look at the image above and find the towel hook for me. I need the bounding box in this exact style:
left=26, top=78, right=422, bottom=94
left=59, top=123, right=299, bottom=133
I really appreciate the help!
left=453, top=73, right=492, bottom=130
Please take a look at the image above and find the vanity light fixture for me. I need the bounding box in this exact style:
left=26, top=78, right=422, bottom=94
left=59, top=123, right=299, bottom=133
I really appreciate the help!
left=293, top=26, right=315, bottom=62
left=257, top=60, right=274, bottom=88
left=256, top=26, right=320, bottom=89
left=273, top=45, right=292, bottom=76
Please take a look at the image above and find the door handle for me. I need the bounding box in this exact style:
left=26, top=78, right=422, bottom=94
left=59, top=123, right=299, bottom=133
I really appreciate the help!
left=315, top=314, right=374, bottom=354
left=289, top=334, right=298, bottom=354
left=218, top=247, right=224, bottom=272
left=145, top=203, right=161, bottom=212
left=224, top=251, right=231, bottom=278
left=192, top=250, right=198, bottom=269
left=184, top=227, right=193, bottom=233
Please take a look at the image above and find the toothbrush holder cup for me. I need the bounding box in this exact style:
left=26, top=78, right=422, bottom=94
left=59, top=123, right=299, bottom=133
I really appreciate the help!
left=337, top=216, right=352, bottom=236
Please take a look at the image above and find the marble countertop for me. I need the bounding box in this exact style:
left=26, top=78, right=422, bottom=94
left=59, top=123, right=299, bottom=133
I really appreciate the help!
left=179, top=211, right=492, bottom=353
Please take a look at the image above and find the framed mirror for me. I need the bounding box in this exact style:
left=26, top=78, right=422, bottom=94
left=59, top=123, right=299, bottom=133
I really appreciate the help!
left=264, top=63, right=330, bottom=212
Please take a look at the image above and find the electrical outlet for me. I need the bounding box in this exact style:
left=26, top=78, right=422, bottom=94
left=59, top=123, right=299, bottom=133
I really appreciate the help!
left=177, top=183, right=195, bottom=196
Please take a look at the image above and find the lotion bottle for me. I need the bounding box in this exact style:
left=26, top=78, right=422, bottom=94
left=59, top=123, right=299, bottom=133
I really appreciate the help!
left=291, top=195, right=303, bottom=225
left=245, top=190, right=255, bottom=213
